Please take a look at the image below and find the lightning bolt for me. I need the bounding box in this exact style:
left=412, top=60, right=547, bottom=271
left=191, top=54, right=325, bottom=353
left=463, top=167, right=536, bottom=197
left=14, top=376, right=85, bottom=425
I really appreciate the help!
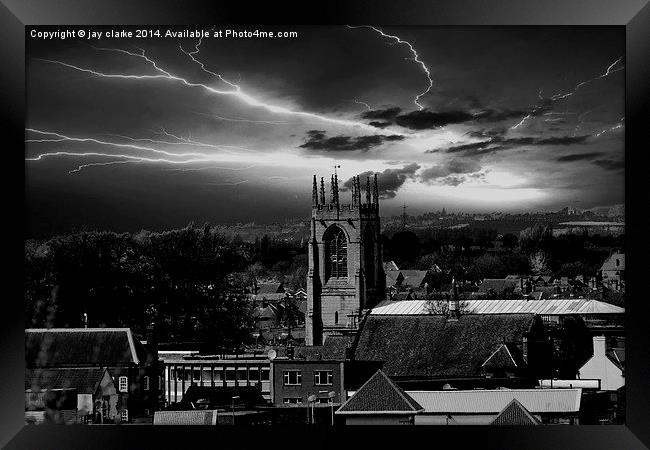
left=594, top=117, right=625, bottom=138
left=347, top=25, right=433, bottom=111
left=511, top=56, right=624, bottom=130
left=352, top=99, right=372, bottom=111
left=36, top=44, right=387, bottom=133
left=192, top=111, right=290, bottom=125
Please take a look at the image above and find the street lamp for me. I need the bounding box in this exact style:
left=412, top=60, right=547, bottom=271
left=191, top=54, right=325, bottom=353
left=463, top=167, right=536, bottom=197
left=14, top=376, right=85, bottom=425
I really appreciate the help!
left=231, top=395, right=240, bottom=425
left=307, top=395, right=317, bottom=424
left=328, top=391, right=336, bottom=426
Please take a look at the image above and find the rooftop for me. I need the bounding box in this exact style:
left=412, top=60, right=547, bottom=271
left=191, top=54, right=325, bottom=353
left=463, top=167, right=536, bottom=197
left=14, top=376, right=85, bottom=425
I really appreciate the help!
left=354, top=314, right=537, bottom=378
left=406, top=388, right=582, bottom=414
left=25, top=328, right=150, bottom=368
left=336, top=370, right=424, bottom=415
left=370, top=299, right=624, bottom=316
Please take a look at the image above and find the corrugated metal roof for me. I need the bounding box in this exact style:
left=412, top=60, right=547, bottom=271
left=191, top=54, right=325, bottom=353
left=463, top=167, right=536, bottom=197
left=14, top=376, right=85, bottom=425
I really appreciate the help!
left=371, top=299, right=624, bottom=316
left=153, top=410, right=217, bottom=425
left=406, top=389, right=582, bottom=414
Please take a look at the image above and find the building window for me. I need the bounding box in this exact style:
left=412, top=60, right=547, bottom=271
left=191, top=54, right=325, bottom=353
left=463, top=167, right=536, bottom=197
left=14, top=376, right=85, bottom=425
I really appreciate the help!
left=283, top=370, right=302, bottom=386
left=121, top=409, right=129, bottom=422
left=325, top=226, right=347, bottom=279
left=226, top=369, right=236, bottom=381
left=249, top=368, right=259, bottom=382
left=237, top=368, right=248, bottom=381
left=143, top=376, right=150, bottom=391
left=261, top=368, right=270, bottom=381
left=283, top=398, right=302, bottom=404
left=119, top=376, right=128, bottom=392
left=334, top=311, right=339, bottom=325
left=314, top=370, right=333, bottom=385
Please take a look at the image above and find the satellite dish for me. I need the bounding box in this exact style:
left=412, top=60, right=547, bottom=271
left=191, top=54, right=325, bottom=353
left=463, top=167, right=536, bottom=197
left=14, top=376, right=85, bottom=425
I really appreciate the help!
left=267, top=349, right=277, bottom=360
left=307, top=395, right=317, bottom=402
left=328, top=391, right=336, bottom=398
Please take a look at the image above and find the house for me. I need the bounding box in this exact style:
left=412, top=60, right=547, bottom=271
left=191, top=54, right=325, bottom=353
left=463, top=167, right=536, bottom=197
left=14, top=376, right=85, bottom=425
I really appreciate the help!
left=477, top=278, right=519, bottom=297
left=335, top=370, right=424, bottom=425
left=25, top=367, right=119, bottom=423
left=25, top=328, right=162, bottom=423
left=600, top=252, right=625, bottom=292
left=407, top=388, right=581, bottom=425
left=270, top=335, right=382, bottom=407
left=578, top=335, right=624, bottom=391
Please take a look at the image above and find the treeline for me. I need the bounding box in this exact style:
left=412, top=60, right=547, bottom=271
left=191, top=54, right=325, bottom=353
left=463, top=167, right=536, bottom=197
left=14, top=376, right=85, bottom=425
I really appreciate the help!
left=382, top=225, right=624, bottom=285
left=25, top=224, right=307, bottom=348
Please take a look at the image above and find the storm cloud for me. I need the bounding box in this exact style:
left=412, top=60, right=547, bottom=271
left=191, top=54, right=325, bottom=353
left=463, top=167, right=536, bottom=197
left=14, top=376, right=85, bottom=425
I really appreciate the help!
left=299, top=130, right=404, bottom=152
left=343, top=163, right=420, bottom=199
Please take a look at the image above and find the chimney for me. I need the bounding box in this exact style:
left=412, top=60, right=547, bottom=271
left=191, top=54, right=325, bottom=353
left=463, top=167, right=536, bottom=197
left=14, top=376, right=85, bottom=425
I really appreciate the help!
left=146, top=321, right=158, bottom=365
left=592, top=335, right=606, bottom=357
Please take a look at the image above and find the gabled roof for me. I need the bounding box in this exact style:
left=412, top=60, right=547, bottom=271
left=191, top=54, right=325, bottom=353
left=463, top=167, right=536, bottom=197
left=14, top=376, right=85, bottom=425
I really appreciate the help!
left=336, top=370, right=424, bottom=415
left=491, top=399, right=540, bottom=425
left=25, top=367, right=111, bottom=394
left=370, top=299, right=624, bottom=316
left=600, top=253, right=624, bottom=272
left=256, top=282, right=284, bottom=294
left=354, top=314, right=536, bottom=378
left=385, top=271, right=404, bottom=287
left=481, top=343, right=526, bottom=371
left=25, top=328, right=150, bottom=368
left=399, top=270, right=428, bottom=288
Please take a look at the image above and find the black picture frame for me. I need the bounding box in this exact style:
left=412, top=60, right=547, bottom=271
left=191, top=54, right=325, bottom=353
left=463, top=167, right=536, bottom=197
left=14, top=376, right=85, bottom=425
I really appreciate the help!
left=2, top=1, right=649, bottom=448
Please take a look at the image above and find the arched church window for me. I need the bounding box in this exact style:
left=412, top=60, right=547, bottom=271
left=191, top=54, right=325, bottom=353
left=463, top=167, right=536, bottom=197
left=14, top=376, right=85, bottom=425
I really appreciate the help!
left=325, top=226, right=348, bottom=279
left=334, top=311, right=339, bottom=324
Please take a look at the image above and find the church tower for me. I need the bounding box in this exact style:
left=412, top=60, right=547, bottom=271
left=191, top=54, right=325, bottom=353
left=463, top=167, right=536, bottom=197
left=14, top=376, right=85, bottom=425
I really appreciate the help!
left=306, top=173, right=385, bottom=346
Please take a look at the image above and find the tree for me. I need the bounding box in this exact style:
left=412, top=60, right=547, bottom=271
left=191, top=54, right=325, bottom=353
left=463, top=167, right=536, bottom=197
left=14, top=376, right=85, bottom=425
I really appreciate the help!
left=467, top=255, right=506, bottom=281
left=424, top=296, right=469, bottom=315
left=529, top=251, right=551, bottom=275
left=502, top=233, right=519, bottom=250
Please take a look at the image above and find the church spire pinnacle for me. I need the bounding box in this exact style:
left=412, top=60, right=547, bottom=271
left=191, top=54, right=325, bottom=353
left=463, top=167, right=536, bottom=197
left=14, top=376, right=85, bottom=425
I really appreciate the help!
left=373, top=173, right=379, bottom=206
left=312, top=175, right=318, bottom=207
left=320, top=177, right=326, bottom=204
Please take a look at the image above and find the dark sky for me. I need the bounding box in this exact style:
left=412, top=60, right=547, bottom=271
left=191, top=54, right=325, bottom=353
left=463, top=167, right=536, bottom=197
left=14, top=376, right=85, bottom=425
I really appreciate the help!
left=25, top=26, right=625, bottom=237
